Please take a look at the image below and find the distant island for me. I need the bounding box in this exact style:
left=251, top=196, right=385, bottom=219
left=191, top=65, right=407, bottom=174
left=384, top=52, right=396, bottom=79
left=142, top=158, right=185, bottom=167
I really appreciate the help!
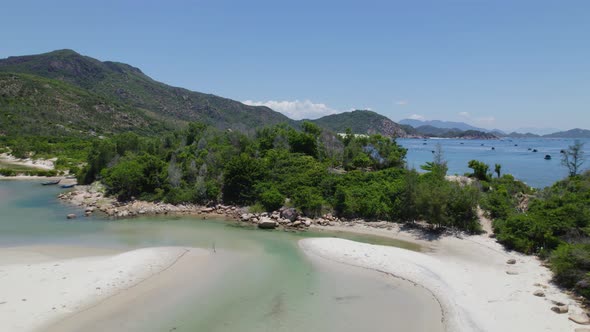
left=399, top=119, right=590, bottom=139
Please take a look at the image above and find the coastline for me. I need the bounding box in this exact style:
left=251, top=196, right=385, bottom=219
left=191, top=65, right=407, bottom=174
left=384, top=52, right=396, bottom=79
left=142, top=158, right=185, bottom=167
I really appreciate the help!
left=300, top=230, right=584, bottom=332
left=0, top=245, right=212, bottom=332
left=0, top=153, right=56, bottom=171
left=55, top=182, right=590, bottom=331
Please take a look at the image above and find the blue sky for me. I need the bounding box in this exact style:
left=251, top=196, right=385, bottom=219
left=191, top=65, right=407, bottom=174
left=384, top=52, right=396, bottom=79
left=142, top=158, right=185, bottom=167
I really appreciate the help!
left=1, top=0, right=589, bottom=131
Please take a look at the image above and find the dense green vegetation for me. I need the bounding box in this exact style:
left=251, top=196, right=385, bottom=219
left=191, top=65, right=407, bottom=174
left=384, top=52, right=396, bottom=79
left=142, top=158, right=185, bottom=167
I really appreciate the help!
left=490, top=172, right=590, bottom=299
left=63, top=122, right=479, bottom=231
left=463, top=142, right=590, bottom=301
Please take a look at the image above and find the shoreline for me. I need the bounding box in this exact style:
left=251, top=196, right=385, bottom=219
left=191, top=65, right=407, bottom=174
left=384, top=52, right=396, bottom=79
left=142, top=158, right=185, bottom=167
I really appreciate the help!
left=300, top=232, right=585, bottom=332
left=54, top=182, right=590, bottom=331
left=0, top=153, right=56, bottom=171
left=0, top=245, right=211, bottom=332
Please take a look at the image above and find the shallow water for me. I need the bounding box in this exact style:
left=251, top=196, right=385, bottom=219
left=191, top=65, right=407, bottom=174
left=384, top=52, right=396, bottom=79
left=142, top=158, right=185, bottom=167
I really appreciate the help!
left=399, top=137, right=590, bottom=188
left=0, top=180, right=442, bottom=332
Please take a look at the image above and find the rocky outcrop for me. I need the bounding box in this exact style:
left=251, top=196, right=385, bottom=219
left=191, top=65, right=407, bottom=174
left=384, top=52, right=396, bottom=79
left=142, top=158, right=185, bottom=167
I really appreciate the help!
left=58, top=184, right=246, bottom=220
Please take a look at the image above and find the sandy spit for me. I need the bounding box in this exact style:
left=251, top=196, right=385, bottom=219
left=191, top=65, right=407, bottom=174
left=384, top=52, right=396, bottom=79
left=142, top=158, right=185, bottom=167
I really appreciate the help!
left=0, top=246, right=210, bottom=332
left=300, top=235, right=582, bottom=332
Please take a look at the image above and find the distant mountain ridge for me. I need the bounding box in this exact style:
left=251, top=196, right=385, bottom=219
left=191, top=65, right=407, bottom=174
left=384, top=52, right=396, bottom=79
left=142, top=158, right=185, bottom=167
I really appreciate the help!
left=400, top=118, right=589, bottom=138
left=399, top=119, right=488, bottom=132
left=0, top=49, right=293, bottom=135
left=543, top=128, right=590, bottom=138
left=401, top=124, right=497, bottom=139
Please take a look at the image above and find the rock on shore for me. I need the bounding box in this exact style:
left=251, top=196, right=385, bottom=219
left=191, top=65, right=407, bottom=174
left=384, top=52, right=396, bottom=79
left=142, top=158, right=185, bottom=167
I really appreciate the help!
left=57, top=183, right=337, bottom=231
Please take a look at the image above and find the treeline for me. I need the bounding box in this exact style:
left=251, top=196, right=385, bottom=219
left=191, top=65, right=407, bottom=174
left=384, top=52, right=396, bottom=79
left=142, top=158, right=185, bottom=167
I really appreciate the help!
left=69, top=122, right=482, bottom=231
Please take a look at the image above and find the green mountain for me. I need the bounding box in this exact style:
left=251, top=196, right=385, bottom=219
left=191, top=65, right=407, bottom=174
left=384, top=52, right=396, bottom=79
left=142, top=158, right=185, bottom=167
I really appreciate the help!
left=543, top=128, right=590, bottom=138
left=0, top=72, right=168, bottom=137
left=401, top=124, right=497, bottom=139
left=309, top=110, right=406, bottom=137
left=0, top=49, right=292, bottom=136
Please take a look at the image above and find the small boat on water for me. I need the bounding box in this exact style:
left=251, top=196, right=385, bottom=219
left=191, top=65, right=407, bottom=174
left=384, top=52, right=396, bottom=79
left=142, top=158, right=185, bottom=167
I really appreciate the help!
left=60, top=184, right=76, bottom=188
left=544, top=155, right=552, bottom=160
left=41, top=179, right=61, bottom=186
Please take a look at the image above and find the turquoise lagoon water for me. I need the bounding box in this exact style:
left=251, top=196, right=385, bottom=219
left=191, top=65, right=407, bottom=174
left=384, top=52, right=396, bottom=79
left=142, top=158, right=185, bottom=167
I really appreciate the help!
left=398, top=137, right=590, bottom=188
left=0, top=180, right=441, bottom=332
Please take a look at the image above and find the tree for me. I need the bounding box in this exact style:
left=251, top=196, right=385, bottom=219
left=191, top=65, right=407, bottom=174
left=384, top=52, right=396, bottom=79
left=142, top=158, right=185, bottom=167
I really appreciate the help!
left=468, top=160, right=491, bottom=181
left=259, top=186, right=285, bottom=211
left=78, top=140, right=116, bottom=184
left=10, top=138, right=30, bottom=159
left=101, top=154, right=166, bottom=201
left=222, top=154, right=264, bottom=204
left=562, top=140, right=585, bottom=177
left=421, top=143, right=448, bottom=179
left=494, top=164, right=502, bottom=178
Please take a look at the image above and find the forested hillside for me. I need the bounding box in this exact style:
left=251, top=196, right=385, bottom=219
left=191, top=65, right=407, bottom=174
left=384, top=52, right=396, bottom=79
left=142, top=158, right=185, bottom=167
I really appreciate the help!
left=0, top=49, right=293, bottom=135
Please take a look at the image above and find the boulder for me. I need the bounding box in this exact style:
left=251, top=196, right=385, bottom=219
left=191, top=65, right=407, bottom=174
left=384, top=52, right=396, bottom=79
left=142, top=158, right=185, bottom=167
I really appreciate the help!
left=66, top=213, right=77, bottom=219
left=570, top=313, right=590, bottom=325
left=533, top=290, right=545, bottom=297
left=551, top=305, right=568, bottom=314
left=304, top=219, right=312, bottom=227
left=293, top=220, right=302, bottom=227
left=258, top=217, right=278, bottom=229
left=280, top=208, right=299, bottom=222
left=201, top=207, right=215, bottom=213
left=506, top=259, right=516, bottom=264
left=240, top=213, right=253, bottom=222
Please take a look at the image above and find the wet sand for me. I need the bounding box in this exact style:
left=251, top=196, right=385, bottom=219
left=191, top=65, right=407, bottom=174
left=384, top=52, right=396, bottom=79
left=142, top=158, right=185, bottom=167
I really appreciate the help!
left=300, top=235, right=582, bottom=332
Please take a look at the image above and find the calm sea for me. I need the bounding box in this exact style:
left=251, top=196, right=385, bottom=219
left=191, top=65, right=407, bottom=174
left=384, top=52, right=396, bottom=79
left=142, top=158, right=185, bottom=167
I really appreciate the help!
left=397, top=138, right=590, bottom=188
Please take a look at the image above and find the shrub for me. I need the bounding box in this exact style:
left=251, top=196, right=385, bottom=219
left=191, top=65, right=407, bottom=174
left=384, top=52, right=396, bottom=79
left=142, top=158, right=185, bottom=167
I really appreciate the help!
left=0, top=168, right=16, bottom=176
left=551, top=243, right=590, bottom=298
left=259, top=187, right=285, bottom=212
left=293, top=187, right=324, bottom=218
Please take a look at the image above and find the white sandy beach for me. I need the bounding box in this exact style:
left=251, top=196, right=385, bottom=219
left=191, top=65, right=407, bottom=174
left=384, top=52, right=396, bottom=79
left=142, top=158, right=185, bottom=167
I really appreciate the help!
left=300, top=231, right=583, bottom=332
left=0, top=246, right=211, bottom=332
left=0, top=153, right=56, bottom=170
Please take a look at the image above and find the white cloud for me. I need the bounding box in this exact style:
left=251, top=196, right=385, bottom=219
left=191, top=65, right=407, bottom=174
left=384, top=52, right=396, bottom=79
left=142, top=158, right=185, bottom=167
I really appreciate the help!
left=243, top=99, right=355, bottom=120
left=395, top=100, right=409, bottom=106
left=409, top=114, right=425, bottom=120
left=458, top=111, right=470, bottom=118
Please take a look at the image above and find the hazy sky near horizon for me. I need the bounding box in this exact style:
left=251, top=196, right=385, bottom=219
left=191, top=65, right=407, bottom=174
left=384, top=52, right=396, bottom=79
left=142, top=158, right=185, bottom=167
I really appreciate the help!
left=1, top=0, right=589, bottom=130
